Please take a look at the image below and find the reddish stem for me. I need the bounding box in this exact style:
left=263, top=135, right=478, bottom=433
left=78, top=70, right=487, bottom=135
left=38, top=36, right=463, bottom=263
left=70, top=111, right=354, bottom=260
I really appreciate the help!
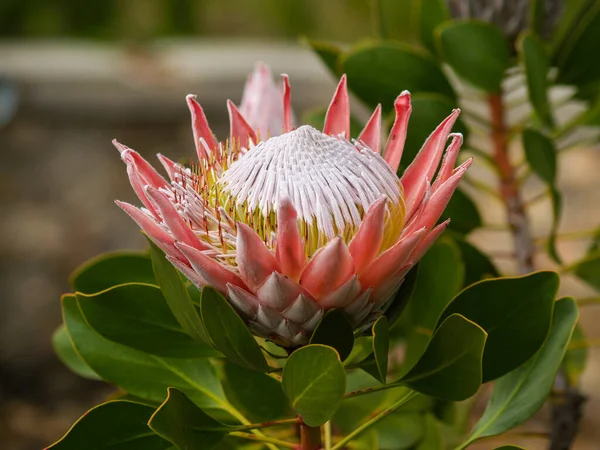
left=300, top=422, right=322, bottom=450
left=488, top=93, right=535, bottom=274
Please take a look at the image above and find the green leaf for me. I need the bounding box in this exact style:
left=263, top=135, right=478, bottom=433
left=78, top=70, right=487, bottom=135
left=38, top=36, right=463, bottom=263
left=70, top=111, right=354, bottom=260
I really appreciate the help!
left=570, top=251, right=600, bottom=291
left=418, top=0, right=450, bottom=54
left=397, top=94, right=469, bottom=170
left=440, top=271, right=559, bottom=382
left=310, top=309, right=354, bottom=362
left=61, top=295, right=236, bottom=419
left=463, top=298, right=578, bottom=445
left=52, top=324, right=100, bottom=380
left=148, top=388, right=226, bottom=450
left=374, top=413, right=425, bottom=449
left=415, top=414, right=444, bottom=450
left=437, top=20, right=511, bottom=92
left=148, top=240, right=209, bottom=343
left=333, top=372, right=429, bottom=434
left=76, top=283, right=219, bottom=358
left=48, top=400, right=170, bottom=450
left=402, top=240, right=465, bottom=371
left=70, top=251, right=155, bottom=295
left=282, top=344, right=346, bottom=426
left=345, top=336, right=374, bottom=366
left=555, top=4, right=600, bottom=88
left=547, top=186, right=563, bottom=264
left=384, top=263, right=419, bottom=327
left=521, top=129, right=561, bottom=263
left=371, top=317, right=390, bottom=384
left=442, top=188, right=482, bottom=235
left=519, top=33, right=554, bottom=128
left=522, top=128, right=557, bottom=184
left=341, top=41, right=456, bottom=113
left=551, top=0, right=596, bottom=59
left=448, top=233, right=500, bottom=286
left=221, top=362, right=290, bottom=422
left=400, top=314, right=487, bottom=401
left=563, top=324, right=588, bottom=386
left=303, top=38, right=342, bottom=76
left=200, top=286, right=269, bottom=372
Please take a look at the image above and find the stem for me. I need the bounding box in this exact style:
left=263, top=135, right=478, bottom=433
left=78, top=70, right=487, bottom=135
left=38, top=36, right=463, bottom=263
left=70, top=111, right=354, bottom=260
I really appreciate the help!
left=577, top=296, right=600, bottom=306
left=300, top=422, right=322, bottom=450
left=331, top=390, right=418, bottom=450
left=344, top=382, right=399, bottom=399
left=229, top=417, right=301, bottom=432
left=229, top=431, right=298, bottom=449
left=488, top=93, right=535, bottom=274
left=324, top=421, right=332, bottom=450
left=488, top=93, right=585, bottom=450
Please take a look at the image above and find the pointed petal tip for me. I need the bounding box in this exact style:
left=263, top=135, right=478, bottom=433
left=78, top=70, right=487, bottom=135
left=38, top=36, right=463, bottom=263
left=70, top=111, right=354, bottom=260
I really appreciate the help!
left=448, top=132, right=463, bottom=142
left=112, top=139, right=129, bottom=154
left=324, top=74, right=350, bottom=137
left=396, top=91, right=412, bottom=108
left=457, top=157, right=473, bottom=172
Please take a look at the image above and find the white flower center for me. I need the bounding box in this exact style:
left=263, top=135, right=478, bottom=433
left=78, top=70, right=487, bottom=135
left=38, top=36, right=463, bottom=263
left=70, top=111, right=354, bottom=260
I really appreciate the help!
left=219, top=125, right=405, bottom=254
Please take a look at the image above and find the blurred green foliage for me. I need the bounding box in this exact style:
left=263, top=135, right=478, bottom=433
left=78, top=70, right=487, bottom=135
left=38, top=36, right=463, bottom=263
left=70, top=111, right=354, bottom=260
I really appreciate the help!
left=0, top=0, right=412, bottom=42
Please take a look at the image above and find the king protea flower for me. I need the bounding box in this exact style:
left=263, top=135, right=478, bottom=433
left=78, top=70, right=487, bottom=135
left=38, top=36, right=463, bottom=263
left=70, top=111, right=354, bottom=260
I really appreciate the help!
left=115, top=64, right=470, bottom=347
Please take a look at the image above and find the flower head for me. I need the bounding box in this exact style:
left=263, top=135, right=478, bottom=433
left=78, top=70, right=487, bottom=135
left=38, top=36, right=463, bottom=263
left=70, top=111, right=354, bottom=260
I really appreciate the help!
left=116, top=64, right=470, bottom=347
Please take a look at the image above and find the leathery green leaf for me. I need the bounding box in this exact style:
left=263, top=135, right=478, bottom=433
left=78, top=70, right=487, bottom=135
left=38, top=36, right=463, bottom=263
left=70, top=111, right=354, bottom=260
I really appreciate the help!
left=200, top=286, right=269, bottom=372
left=221, top=362, right=290, bottom=422
left=52, top=324, right=100, bottom=380
left=282, top=344, right=346, bottom=426
left=148, top=239, right=209, bottom=343
left=148, top=388, right=227, bottom=450
left=400, top=314, right=487, bottom=401
left=402, top=240, right=464, bottom=372
left=462, top=298, right=578, bottom=446
left=341, top=41, right=456, bottom=113
left=48, top=400, right=170, bottom=450
left=70, top=250, right=155, bottom=294
left=519, top=33, right=554, bottom=128
left=310, top=309, right=354, bottom=362
left=371, top=317, right=390, bottom=384
left=77, top=283, right=219, bottom=358
left=437, top=20, right=510, bottom=92
left=440, top=271, right=559, bottom=382
left=61, top=294, right=238, bottom=420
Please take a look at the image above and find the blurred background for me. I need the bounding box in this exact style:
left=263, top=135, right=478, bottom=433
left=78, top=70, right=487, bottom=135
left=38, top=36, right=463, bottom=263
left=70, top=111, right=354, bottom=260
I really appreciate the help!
left=0, top=1, right=599, bottom=449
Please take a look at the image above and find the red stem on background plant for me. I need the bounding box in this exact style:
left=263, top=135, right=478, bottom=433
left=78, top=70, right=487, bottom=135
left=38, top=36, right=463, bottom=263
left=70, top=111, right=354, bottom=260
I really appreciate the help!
left=300, top=422, right=322, bottom=450
left=488, top=92, right=584, bottom=450
left=488, top=93, right=535, bottom=274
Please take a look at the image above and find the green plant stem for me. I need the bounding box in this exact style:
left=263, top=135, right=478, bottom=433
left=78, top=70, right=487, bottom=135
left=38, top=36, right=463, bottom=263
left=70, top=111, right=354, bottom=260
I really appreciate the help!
left=344, top=382, right=400, bottom=398
left=577, top=296, right=600, bottom=306
left=462, top=174, right=504, bottom=201
left=228, top=417, right=301, bottom=432
left=331, top=390, right=418, bottom=450
left=525, top=189, right=550, bottom=207
left=229, top=431, right=298, bottom=449
left=300, top=422, right=322, bottom=450
left=324, top=421, right=332, bottom=450
left=534, top=228, right=599, bottom=245
left=568, top=338, right=600, bottom=350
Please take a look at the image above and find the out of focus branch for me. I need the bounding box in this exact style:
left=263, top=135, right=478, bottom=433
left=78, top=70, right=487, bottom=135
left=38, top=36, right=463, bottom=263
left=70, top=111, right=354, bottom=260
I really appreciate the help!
left=489, top=93, right=535, bottom=275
